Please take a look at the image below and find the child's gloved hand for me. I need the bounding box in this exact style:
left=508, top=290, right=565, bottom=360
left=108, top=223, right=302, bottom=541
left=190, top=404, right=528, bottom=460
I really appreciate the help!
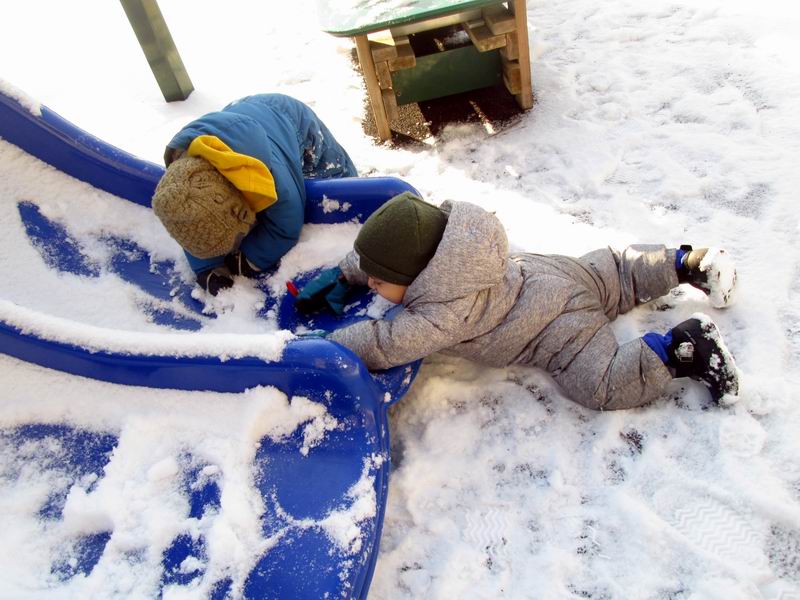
left=224, top=251, right=261, bottom=278
left=197, top=266, right=234, bottom=296
left=293, top=267, right=351, bottom=315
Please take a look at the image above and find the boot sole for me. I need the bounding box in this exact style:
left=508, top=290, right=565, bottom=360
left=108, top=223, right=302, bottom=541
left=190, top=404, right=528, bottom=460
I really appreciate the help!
left=699, top=248, right=737, bottom=308
left=692, top=312, right=741, bottom=404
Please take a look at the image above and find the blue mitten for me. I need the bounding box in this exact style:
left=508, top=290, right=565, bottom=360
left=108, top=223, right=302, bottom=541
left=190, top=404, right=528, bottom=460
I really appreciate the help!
left=323, top=277, right=352, bottom=314
left=294, top=267, right=351, bottom=315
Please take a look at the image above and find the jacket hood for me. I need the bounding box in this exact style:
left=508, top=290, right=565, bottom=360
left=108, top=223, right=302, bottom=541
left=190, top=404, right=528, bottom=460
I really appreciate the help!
left=404, top=200, right=508, bottom=305
left=167, top=112, right=272, bottom=165
left=164, top=106, right=306, bottom=207
left=187, top=135, right=277, bottom=212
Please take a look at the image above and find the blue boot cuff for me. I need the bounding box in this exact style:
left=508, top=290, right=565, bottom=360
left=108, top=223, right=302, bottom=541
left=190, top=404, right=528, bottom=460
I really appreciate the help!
left=643, top=330, right=673, bottom=364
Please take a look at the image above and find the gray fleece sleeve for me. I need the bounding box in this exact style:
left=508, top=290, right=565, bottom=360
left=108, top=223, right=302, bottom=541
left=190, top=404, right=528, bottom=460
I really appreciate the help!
left=327, top=303, right=463, bottom=370
left=338, top=250, right=369, bottom=286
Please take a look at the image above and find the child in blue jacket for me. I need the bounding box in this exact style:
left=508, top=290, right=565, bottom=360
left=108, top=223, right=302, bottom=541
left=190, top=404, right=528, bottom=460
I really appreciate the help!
left=152, top=94, right=357, bottom=294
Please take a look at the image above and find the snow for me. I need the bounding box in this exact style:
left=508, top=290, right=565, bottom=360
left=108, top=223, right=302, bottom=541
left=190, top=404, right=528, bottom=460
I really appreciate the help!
left=321, top=196, right=353, bottom=214
left=318, top=455, right=383, bottom=555
left=1, top=0, right=800, bottom=598
left=0, top=358, right=356, bottom=598
left=699, top=247, right=738, bottom=308
left=0, top=79, right=40, bottom=116
left=0, top=299, right=291, bottom=361
left=676, top=341, right=694, bottom=361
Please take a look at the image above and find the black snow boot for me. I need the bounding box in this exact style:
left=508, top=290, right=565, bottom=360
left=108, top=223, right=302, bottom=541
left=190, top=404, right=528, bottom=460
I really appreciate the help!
left=677, top=245, right=737, bottom=308
left=668, top=314, right=740, bottom=403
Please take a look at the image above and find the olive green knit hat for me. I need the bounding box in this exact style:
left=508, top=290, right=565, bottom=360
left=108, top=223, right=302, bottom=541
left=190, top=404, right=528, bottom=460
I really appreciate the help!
left=151, top=156, right=256, bottom=259
left=355, top=192, right=448, bottom=286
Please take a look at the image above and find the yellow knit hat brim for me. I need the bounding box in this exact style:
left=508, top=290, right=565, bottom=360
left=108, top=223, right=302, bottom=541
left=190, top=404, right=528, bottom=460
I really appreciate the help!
left=187, top=135, right=278, bottom=212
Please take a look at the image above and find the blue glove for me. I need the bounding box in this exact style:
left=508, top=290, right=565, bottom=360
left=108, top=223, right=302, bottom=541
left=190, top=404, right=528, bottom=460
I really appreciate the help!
left=294, top=267, right=352, bottom=315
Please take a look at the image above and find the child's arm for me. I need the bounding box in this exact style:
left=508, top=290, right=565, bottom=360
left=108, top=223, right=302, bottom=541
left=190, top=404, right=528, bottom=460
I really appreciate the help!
left=238, top=189, right=305, bottom=271
left=338, top=250, right=369, bottom=286
left=239, top=218, right=301, bottom=271
left=328, top=304, right=462, bottom=370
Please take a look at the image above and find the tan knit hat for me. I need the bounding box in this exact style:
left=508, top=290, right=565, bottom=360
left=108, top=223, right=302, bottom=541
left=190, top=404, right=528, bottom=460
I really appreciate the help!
left=151, top=156, right=256, bottom=259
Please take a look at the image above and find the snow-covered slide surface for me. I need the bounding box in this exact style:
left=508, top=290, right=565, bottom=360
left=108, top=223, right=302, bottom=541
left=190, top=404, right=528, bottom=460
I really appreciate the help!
left=4, top=0, right=800, bottom=597
left=0, top=89, right=420, bottom=598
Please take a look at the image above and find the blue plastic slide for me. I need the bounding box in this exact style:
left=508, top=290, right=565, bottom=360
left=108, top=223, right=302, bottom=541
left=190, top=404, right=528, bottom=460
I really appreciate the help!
left=0, top=90, right=420, bottom=598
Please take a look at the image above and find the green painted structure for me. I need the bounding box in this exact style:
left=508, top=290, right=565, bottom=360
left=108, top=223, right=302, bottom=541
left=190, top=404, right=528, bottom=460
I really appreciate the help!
left=120, top=0, right=193, bottom=102
left=319, top=0, right=501, bottom=36
left=391, top=43, right=502, bottom=105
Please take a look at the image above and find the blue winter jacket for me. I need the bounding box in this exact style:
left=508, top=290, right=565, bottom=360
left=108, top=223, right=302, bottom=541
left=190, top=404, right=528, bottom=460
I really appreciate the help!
left=165, top=94, right=358, bottom=273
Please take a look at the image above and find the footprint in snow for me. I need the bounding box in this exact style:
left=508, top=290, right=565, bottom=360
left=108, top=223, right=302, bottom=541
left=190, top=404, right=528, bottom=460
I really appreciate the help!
left=653, top=485, right=771, bottom=581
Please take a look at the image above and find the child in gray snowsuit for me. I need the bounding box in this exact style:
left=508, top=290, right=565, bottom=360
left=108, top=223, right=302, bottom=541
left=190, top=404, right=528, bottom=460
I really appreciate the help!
left=295, top=193, right=740, bottom=410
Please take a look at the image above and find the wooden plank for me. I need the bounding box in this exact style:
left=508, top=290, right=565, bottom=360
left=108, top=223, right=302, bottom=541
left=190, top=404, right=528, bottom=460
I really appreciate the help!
left=390, top=7, right=484, bottom=36
left=388, top=39, right=416, bottom=70
left=502, top=72, right=520, bottom=95
left=382, top=88, right=399, bottom=121
left=355, top=34, right=392, bottom=141
left=464, top=19, right=507, bottom=52
left=499, top=31, right=519, bottom=61
left=482, top=4, right=516, bottom=35
left=511, top=0, right=533, bottom=109
left=375, top=60, right=393, bottom=89
left=370, top=41, right=397, bottom=63
left=501, top=57, right=521, bottom=94
left=368, top=30, right=398, bottom=62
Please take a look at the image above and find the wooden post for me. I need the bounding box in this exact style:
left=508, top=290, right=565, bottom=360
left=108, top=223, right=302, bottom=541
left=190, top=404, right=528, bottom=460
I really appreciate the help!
left=120, top=0, right=194, bottom=102
left=511, top=0, right=533, bottom=109
left=355, top=34, right=392, bottom=141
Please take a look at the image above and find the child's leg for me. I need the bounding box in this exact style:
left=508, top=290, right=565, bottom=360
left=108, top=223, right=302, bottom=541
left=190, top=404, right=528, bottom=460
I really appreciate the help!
left=547, top=246, right=739, bottom=408
left=518, top=245, right=676, bottom=409
left=577, top=244, right=679, bottom=320
left=522, top=244, right=739, bottom=409
left=547, top=314, right=673, bottom=410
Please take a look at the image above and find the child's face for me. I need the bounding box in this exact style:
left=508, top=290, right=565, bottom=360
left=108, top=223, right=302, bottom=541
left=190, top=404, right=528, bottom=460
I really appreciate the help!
left=368, top=277, right=408, bottom=304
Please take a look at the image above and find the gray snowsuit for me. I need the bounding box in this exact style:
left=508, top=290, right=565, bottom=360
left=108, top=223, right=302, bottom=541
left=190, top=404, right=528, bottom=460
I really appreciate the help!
left=328, top=200, right=677, bottom=411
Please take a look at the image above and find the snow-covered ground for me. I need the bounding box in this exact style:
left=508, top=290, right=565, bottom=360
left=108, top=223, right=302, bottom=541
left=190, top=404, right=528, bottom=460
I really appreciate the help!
left=1, top=0, right=800, bottom=598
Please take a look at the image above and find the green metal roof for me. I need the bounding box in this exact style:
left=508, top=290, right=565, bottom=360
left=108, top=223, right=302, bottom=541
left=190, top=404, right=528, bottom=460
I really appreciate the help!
left=319, top=0, right=502, bottom=36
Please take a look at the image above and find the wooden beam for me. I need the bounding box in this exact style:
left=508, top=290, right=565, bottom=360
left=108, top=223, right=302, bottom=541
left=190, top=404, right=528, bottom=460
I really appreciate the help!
left=369, top=29, right=399, bottom=62
left=464, top=19, right=507, bottom=52
left=482, top=5, right=516, bottom=35
left=355, top=34, right=392, bottom=141
left=502, top=57, right=521, bottom=94
left=382, top=88, right=399, bottom=121
left=500, top=31, right=519, bottom=61
left=375, top=60, right=393, bottom=89
left=388, top=38, right=416, bottom=70
left=511, top=0, right=533, bottom=109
